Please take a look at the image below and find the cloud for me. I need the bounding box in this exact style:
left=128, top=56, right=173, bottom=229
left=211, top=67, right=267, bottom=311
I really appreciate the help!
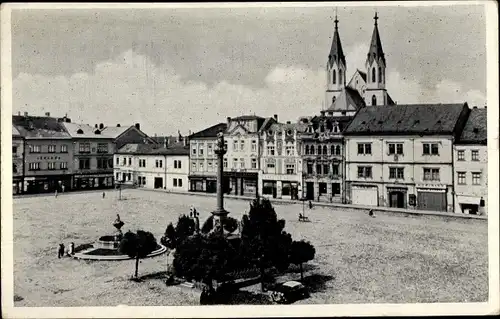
left=12, top=50, right=486, bottom=136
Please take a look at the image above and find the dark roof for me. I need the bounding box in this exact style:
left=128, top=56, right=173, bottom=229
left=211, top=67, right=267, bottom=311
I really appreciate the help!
left=457, top=108, right=487, bottom=144
left=326, top=87, right=365, bottom=111
left=358, top=70, right=367, bottom=82
left=328, top=18, right=346, bottom=67
left=366, top=14, right=386, bottom=66
left=306, top=115, right=354, bottom=133
left=232, top=115, right=264, bottom=121
left=12, top=115, right=71, bottom=138
left=387, top=93, right=395, bottom=105
left=344, top=103, right=468, bottom=135
left=117, top=143, right=189, bottom=155
left=189, top=123, right=227, bottom=139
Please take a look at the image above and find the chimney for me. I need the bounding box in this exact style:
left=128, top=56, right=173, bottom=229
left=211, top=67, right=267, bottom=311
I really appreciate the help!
left=273, top=114, right=278, bottom=122
left=17, top=111, right=21, bottom=116
left=286, top=121, right=291, bottom=124
left=188, top=130, right=192, bottom=136
left=94, top=124, right=98, bottom=128
left=45, top=112, right=50, bottom=117
left=99, top=123, right=104, bottom=129
left=183, top=137, right=187, bottom=147
left=163, top=137, right=167, bottom=148
left=135, top=123, right=140, bottom=130
left=24, top=112, right=28, bottom=117
left=473, top=106, right=478, bottom=109
left=227, top=117, right=231, bottom=123
left=117, top=124, right=121, bottom=127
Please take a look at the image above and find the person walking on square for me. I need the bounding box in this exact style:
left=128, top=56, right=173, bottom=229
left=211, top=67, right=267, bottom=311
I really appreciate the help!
left=68, top=242, right=75, bottom=256
left=58, top=243, right=65, bottom=258
left=102, top=192, right=105, bottom=199
left=55, top=189, right=58, bottom=198
left=308, top=200, right=313, bottom=210
left=62, top=184, right=65, bottom=193
left=368, top=209, right=375, bottom=218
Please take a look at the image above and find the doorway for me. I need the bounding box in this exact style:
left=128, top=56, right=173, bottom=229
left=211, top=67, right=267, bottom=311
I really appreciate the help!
left=389, top=191, right=405, bottom=208
left=306, top=182, right=314, bottom=200
left=154, top=177, right=163, bottom=189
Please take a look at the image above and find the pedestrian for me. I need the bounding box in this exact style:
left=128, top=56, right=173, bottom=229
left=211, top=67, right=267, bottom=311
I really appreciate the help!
left=62, top=185, right=65, bottom=193
left=102, top=192, right=105, bottom=199
left=58, top=243, right=65, bottom=258
left=308, top=200, right=313, bottom=210
left=55, top=189, right=58, bottom=198
left=68, top=242, right=75, bottom=256
left=368, top=209, right=375, bottom=218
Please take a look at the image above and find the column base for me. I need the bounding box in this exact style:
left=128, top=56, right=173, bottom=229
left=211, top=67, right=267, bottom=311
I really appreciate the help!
left=211, top=208, right=230, bottom=218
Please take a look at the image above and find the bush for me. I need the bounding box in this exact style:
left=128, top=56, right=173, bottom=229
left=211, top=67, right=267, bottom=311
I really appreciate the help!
left=119, top=230, right=158, bottom=279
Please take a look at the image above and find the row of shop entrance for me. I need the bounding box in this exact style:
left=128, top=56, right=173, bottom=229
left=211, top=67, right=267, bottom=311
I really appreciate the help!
left=262, top=181, right=300, bottom=200
left=304, top=182, right=341, bottom=201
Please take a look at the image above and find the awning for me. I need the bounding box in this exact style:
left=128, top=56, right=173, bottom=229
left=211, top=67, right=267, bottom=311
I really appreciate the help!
left=417, top=188, right=446, bottom=193
left=457, top=196, right=481, bottom=205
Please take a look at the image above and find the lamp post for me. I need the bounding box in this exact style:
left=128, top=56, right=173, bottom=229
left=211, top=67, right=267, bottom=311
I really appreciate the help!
left=211, top=130, right=229, bottom=235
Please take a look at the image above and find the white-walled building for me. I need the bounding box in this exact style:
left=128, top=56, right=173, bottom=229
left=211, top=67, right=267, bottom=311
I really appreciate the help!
left=453, top=108, right=488, bottom=215
left=114, top=142, right=189, bottom=192
left=344, top=103, right=471, bottom=212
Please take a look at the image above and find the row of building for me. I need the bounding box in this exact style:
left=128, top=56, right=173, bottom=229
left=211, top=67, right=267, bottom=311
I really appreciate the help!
left=12, top=14, right=488, bottom=215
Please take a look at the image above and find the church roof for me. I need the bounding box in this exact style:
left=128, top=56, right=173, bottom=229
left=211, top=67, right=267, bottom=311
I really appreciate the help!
left=358, top=70, right=367, bottom=82
left=326, top=87, right=366, bottom=112
left=189, top=123, right=227, bottom=139
left=344, top=103, right=468, bottom=136
left=366, top=13, right=386, bottom=66
left=328, top=16, right=346, bottom=67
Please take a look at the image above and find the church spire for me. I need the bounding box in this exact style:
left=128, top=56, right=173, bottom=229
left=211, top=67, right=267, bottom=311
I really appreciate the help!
left=328, top=12, right=346, bottom=67
left=366, top=12, right=386, bottom=66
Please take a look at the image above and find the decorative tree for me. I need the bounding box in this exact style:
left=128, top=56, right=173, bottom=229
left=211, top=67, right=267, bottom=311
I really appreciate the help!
left=289, top=240, right=316, bottom=281
left=240, top=198, right=293, bottom=291
left=119, top=230, right=158, bottom=280
left=161, top=222, right=176, bottom=249
left=175, top=214, right=195, bottom=244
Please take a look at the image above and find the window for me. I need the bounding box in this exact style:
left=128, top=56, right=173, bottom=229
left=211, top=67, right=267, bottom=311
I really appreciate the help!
left=423, top=143, right=439, bottom=155
left=240, top=141, right=245, bottom=152
left=339, top=69, right=343, bottom=84
left=128, top=158, right=132, bottom=166
left=317, top=145, right=322, bottom=155
left=138, top=176, right=146, bottom=186
left=173, top=178, right=178, bottom=187
left=388, top=143, right=404, bottom=155
left=457, top=172, right=466, bottom=185
left=357, top=166, right=372, bottom=178
left=30, top=145, right=41, bottom=153
left=316, top=164, right=322, bottom=175
left=207, top=161, right=213, bottom=171
left=13, top=146, right=18, bottom=155
left=29, top=162, right=40, bottom=170
left=79, top=142, right=90, bottom=153
left=423, top=168, right=440, bottom=181
left=251, top=140, right=257, bottom=152
left=191, top=145, right=197, bottom=156
left=199, top=162, right=204, bottom=171
left=79, top=158, right=90, bottom=170
left=389, top=167, right=404, bottom=179
left=323, top=145, right=328, bottom=155
left=176, top=160, right=182, bottom=169
left=97, top=158, right=109, bottom=169
left=305, top=145, right=310, bottom=155
left=192, top=162, right=197, bottom=172
left=122, top=157, right=126, bottom=165
left=310, top=145, right=315, bottom=155
left=223, top=158, right=228, bottom=168
left=156, top=159, right=163, bottom=168
left=332, top=164, right=339, bottom=176
left=267, top=146, right=275, bottom=156
left=323, top=164, right=329, bottom=175
left=457, top=150, right=465, bottom=161
left=59, top=162, right=67, bottom=170
left=240, top=158, right=245, bottom=169
left=251, top=158, right=257, bottom=169
left=48, top=145, right=56, bottom=153
left=286, top=145, right=295, bottom=156
left=307, top=163, right=313, bottom=174
left=178, top=178, right=183, bottom=187
left=472, top=172, right=481, bottom=185
left=335, top=145, right=341, bottom=155
left=372, top=95, right=377, bottom=106
left=330, top=145, right=335, bottom=155
left=286, top=164, right=295, bottom=175
left=13, top=163, right=17, bottom=173
left=116, top=157, right=119, bottom=165
left=378, top=66, right=382, bottom=83
left=267, top=162, right=275, bottom=170
left=372, top=67, right=376, bottom=83
left=332, top=69, right=336, bottom=84
left=139, top=159, right=146, bottom=167
left=357, top=143, right=372, bottom=155
left=97, top=143, right=108, bottom=153
left=233, top=141, right=238, bottom=151
left=61, top=145, right=68, bottom=153
left=48, top=162, right=56, bottom=170
left=232, top=158, right=238, bottom=169
left=207, top=143, right=213, bottom=155
left=471, top=150, right=479, bottom=161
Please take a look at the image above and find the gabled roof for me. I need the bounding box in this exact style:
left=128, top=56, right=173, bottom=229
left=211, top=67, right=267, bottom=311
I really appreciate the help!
left=328, top=17, right=346, bottom=67
left=358, top=70, right=367, bottom=82
left=366, top=13, right=386, bottom=67
left=63, top=122, right=115, bottom=139
left=344, top=103, right=468, bottom=136
left=116, top=143, right=189, bottom=156
left=326, top=87, right=366, bottom=111
left=457, top=108, right=487, bottom=144
left=12, top=125, right=21, bottom=137
left=232, top=115, right=265, bottom=121
left=12, top=115, right=71, bottom=139
left=100, top=125, right=131, bottom=139
left=189, top=123, right=227, bottom=139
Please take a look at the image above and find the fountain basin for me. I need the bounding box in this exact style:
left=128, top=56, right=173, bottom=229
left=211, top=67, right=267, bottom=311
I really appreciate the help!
left=72, top=243, right=167, bottom=261
left=95, top=235, right=120, bottom=249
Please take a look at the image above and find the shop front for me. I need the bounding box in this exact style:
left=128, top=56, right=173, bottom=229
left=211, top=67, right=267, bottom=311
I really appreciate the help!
left=73, top=173, right=114, bottom=190
left=387, top=186, right=408, bottom=209
left=417, top=187, right=447, bottom=212
left=456, top=195, right=483, bottom=215
left=24, top=175, right=73, bottom=194
left=189, top=175, right=228, bottom=193
left=13, top=177, right=23, bottom=195
left=225, top=171, right=258, bottom=197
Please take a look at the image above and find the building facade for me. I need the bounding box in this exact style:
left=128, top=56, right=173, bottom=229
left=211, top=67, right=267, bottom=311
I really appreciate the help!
left=188, top=123, right=228, bottom=193
left=13, top=113, right=74, bottom=194
left=453, top=108, right=488, bottom=215
left=12, top=125, right=24, bottom=194
left=344, top=103, right=470, bottom=212
left=114, top=142, right=189, bottom=192
left=259, top=120, right=304, bottom=200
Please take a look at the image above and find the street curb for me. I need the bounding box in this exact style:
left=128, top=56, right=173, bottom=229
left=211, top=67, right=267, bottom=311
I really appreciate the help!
left=135, top=188, right=487, bottom=221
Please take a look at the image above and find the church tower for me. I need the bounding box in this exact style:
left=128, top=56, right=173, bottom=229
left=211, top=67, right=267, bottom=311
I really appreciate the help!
left=364, top=13, right=388, bottom=106
left=325, top=14, right=346, bottom=109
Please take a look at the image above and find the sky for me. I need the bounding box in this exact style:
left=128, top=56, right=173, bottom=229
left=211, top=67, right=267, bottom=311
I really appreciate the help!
left=10, top=4, right=487, bottom=136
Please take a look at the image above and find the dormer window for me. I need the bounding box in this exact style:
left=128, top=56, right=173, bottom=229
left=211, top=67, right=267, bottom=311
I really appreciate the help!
left=320, top=125, right=325, bottom=133
left=333, top=124, right=340, bottom=133
left=268, top=130, right=273, bottom=135
left=473, top=128, right=479, bottom=134
left=287, top=130, right=293, bottom=136
left=76, top=129, right=84, bottom=134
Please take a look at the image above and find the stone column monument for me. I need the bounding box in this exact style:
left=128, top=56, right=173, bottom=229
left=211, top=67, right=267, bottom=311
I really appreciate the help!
left=211, top=130, right=229, bottom=235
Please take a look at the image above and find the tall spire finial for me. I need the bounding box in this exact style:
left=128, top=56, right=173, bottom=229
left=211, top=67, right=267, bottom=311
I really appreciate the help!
left=374, top=11, right=379, bottom=26
left=334, top=8, right=339, bottom=30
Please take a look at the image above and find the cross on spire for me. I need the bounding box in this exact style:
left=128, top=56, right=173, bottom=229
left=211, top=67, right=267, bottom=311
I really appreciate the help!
left=374, top=11, right=379, bottom=25
left=334, top=8, right=339, bottom=30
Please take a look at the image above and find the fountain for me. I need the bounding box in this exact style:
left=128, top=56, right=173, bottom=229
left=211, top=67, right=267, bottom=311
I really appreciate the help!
left=72, top=214, right=166, bottom=261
